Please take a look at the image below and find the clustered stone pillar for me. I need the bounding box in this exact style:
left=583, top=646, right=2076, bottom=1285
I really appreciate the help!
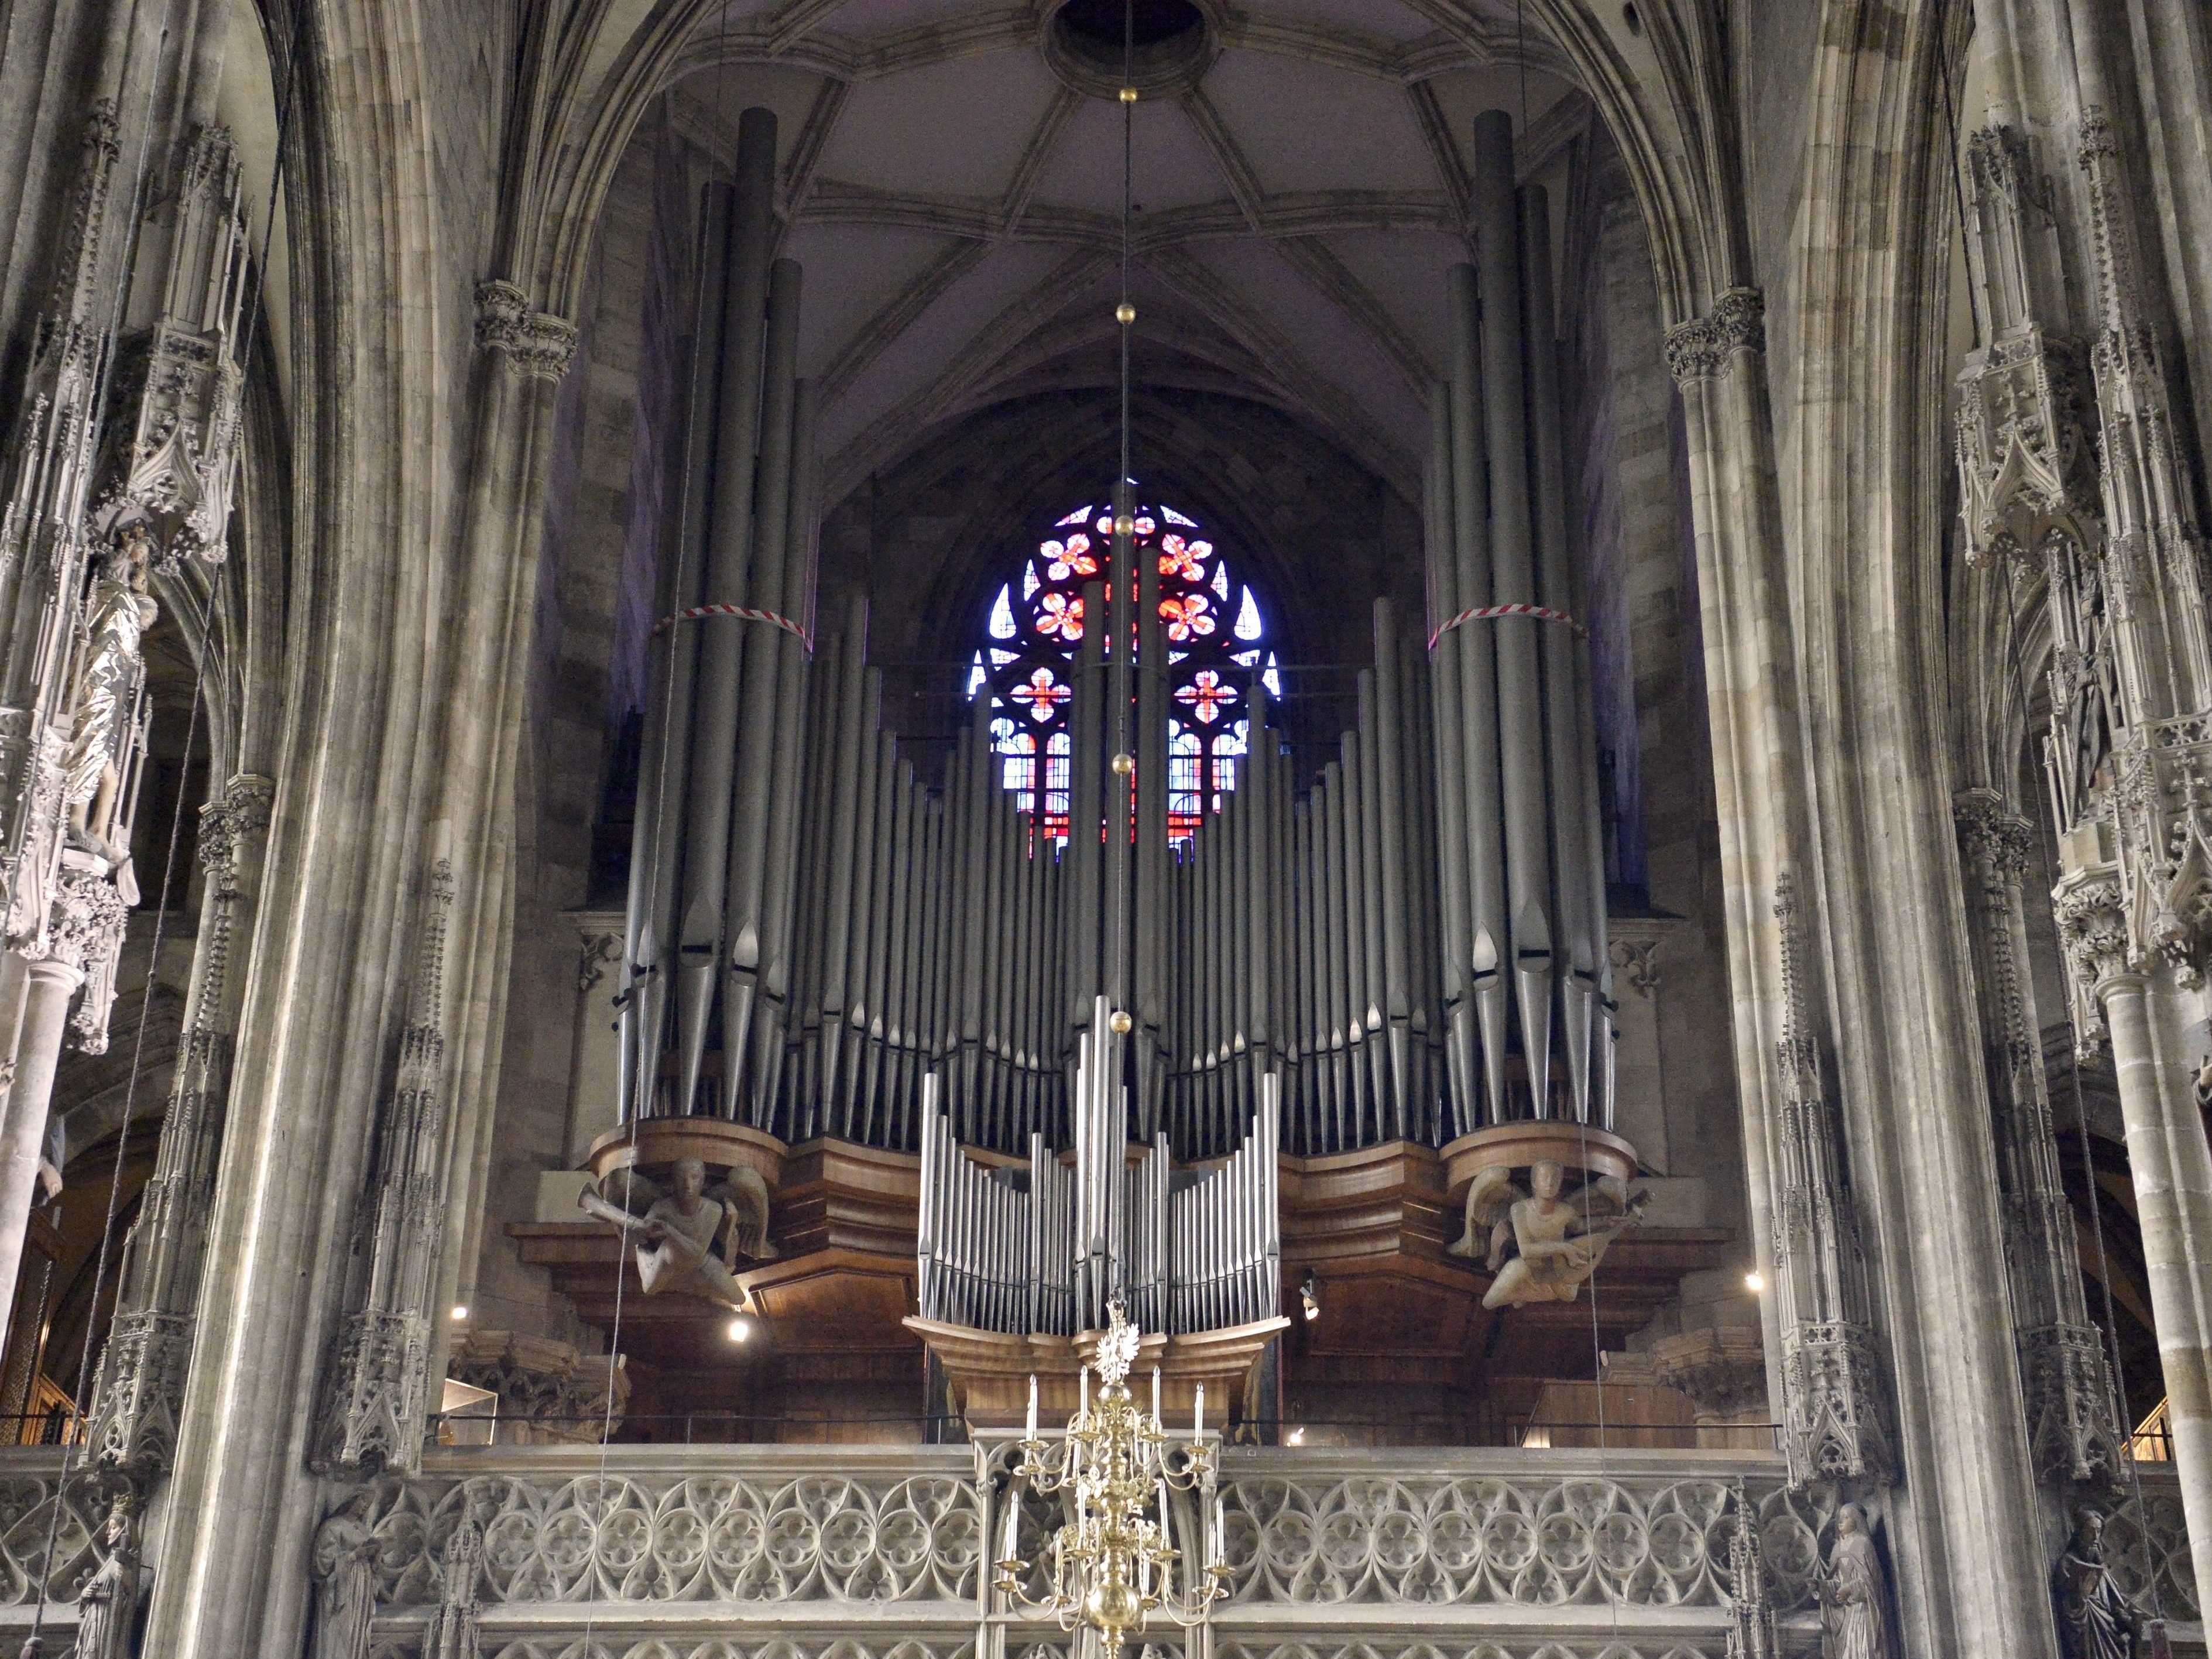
left=1666, top=286, right=2059, bottom=1654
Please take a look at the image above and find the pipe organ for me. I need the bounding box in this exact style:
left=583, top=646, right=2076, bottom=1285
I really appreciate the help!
left=617, top=107, right=1618, bottom=1314
left=915, top=1006, right=1281, bottom=1338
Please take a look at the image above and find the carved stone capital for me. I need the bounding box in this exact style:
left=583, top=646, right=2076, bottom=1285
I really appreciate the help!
left=474, top=280, right=578, bottom=379
left=197, top=771, right=275, bottom=886
left=2053, top=863, right=2126, bottom=1049
left=1664, top=287, right=1764, bottom=383
left=1649, top=1328, right=1769, bottom=1422
left=447, top=1328, right=629, bottom=1444
left=1609, top=936, right=1661, bottom=999
left=1953, top=788, right=2036, bottom=880
left=45, top=861, right=128, bottom=977
left=577, top=930, right=619, bottom=995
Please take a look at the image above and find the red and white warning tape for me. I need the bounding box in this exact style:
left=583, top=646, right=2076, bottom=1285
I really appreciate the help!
left=1427, top=602, right=1586, bottom=651
left=652, top=602, right=813, bottom=653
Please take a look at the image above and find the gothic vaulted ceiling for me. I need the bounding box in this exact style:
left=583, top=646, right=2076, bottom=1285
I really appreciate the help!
left=639, top=0, right=1587, bottom=508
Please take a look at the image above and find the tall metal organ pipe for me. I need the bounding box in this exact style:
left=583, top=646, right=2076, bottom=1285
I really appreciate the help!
left=674, top=109, right=779, bottom=1115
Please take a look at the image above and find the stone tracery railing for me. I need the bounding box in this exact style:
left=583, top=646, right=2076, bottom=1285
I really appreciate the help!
left=0, top=1445, right=2196, bottom=1654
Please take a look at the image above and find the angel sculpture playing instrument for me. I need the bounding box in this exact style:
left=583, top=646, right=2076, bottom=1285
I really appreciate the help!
left=578, top=1154, right=776, bottom=1312
left=1448, top=1158, right=1648, bottom=1309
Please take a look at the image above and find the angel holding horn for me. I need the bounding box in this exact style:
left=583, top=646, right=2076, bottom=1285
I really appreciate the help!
left=1448, top=1158, right=1647, bottom=1310
left=579, top=1154, right=775, bottom=1312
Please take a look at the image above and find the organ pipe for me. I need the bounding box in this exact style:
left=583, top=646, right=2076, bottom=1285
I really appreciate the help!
left=1470, top=110, right=1556, bottom=1118
left=675, top=110, right=779, bottom=1115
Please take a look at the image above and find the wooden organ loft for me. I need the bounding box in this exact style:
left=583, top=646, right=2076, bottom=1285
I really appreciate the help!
left=510, top=102, right=1738, bottom=1450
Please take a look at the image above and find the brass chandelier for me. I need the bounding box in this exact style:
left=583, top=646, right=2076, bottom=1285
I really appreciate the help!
left=994, top=1305, right=1229, bottom=1653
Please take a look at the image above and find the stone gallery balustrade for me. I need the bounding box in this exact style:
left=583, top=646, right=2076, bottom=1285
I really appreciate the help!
left=0, top=1446, right=2193, bottom=1655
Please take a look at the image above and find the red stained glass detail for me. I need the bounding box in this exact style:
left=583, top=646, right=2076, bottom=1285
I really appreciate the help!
left=1010, top=667, right=1072, bottom=721
left=1160, top=593, right=1216, bottom=642
left=1036, top=591, right=1085, bottom=640
left=1175, top=669, right=1238, bottom=724
left=1045, top=533, right=1098, bottom=581
left=1157, top=534, right=1206, bottom=582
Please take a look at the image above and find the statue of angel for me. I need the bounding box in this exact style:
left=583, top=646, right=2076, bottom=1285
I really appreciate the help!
left=578, top=1154, right=775, bottom=1312
left=1447, top=1158, right=1647, bottom=1309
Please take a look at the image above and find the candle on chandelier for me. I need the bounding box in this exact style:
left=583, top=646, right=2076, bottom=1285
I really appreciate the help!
left=1002, top=1486, right=1021, bottom=1558
left=1081, top=1365, right=1090, bottom=1418
left=1151, top=1365, right=1161, bottom=1425
left=1194, top=1384, right=1205, bottom=1441
left=1027, top=1373, right=1038, bottom=1439
left=1213, top=1495, right=1225, bottom=1564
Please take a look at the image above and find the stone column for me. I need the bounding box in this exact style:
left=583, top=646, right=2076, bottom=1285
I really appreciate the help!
left=138, top=263, right=575, bottom=1659
left=0, top=957, right=81, bottom=1348
left=2058, top=856, right=2212, bottom=1600
left=2099, top=973, right=2212, bottom=1592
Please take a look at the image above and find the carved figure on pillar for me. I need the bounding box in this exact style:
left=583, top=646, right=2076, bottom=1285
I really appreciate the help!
left=2053, top=1508, right=2138, bottom=1659
left=1817, top=1503, right=1897, bottom=1659
left=310, top=1490, right=382, bottom=1659
left=71, top=1492, right=140, bottom=1659
left=60, top=529, right=153, bottom=869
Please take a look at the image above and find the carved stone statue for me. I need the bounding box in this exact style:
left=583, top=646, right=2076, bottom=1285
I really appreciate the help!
left=578, top=1154, right=774, bottom=1312
left=72, top=1492, right=139, bottom=1659
left=1818, top=1502, right=1897, bottom=1659
left=1448, top=1160, right=1645, bottom=1309
left=2053, top=1509, right=2138, bottom=1659
left=61, top=527, right=155, bottom=866
left=424, top=1485, right=496, bottom=1659
left=310, top=1490, right=382, bottom=1659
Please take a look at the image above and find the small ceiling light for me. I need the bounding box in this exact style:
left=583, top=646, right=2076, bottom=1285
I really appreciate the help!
left=1285, top=1427, right=1304, bottom=1446
left=1299, top=1271, right=1320, bottom=1321
left=726, top=1317, right=753, bottom=1343
left=450, top=1305, right=469, bottom=1322
left=1744, top=1271, right=1766, bottom=1294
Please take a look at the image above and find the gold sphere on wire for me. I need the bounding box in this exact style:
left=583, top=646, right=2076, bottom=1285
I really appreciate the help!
left=1112, top=752, right=1135, bottom=776
left=1113, top=513, right=1135, bottom=537
left=1116, top=301, right=1136, bottom=325
left=1109, top=1010, right=1134, bottom=1035
left=1120, top=86, right=1138, bottom=104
